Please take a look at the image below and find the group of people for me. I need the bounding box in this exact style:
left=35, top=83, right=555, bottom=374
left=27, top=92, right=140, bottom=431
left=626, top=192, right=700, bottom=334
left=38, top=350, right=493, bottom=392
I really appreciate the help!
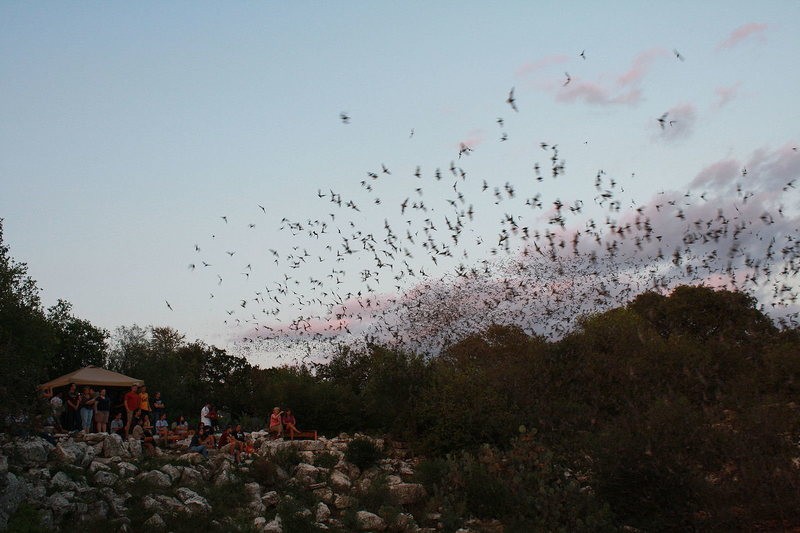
left=46, top=383, right=304, bottom=462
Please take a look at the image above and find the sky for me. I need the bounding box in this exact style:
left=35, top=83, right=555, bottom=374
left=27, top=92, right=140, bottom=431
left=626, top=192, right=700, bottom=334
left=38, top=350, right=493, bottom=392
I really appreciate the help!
left=2, top=2, right=799, bottom=365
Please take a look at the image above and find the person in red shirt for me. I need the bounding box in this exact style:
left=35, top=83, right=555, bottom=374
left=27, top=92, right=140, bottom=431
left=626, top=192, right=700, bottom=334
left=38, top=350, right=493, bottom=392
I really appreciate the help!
left=124, top=384, right=141, bottom=437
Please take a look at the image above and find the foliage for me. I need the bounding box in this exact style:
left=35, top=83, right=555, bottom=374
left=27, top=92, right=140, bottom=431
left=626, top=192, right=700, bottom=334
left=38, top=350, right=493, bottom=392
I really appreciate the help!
left=313, top=451, right=339, bottom=469
left=271, top=445, right=303, bottom=471
left=6, top=503, right=45, bottom=533
left=344, top=437, right=383, bottom=470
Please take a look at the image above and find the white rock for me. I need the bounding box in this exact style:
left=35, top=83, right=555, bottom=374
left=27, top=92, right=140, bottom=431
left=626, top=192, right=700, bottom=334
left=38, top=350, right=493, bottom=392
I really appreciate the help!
left=136, top=470, right=172, bottom=488
left=312, top=486, right=334, bottom=504
left=88, top=460, right=110, bottom=473
left=389, top=483, right=427, bottom=505
left=293, top=463, right=320, bottom=485
left=143, top=513, right=166, bottom=529
left=180, top=466, right=204, bottom=486
left=102, top=433, right=125, bottom=457
left=176, top=487, right=212, bottom=515
left=14, top=437, right=54, bottom=466
left=92, top=470, right=119, bottom=487
left=160, top=464, right=181, bottom=482
left=333, top=494, right=353, bottom=509
left=50, top=471, right=79, bottom=491
left=116, top=461, right=139, bottom=477
left=329, top=469, right=352, bottom=492
left=261, top=490, right=280, bottom=508
left=178, top=452, right=206, bottom=464
left=262, top=515, right=283, bottom=533
left=314, top=501, right=331, bottom=522
left=355, top=510, right=387, bottom=531
left=47, top=491, right=75, bottom=517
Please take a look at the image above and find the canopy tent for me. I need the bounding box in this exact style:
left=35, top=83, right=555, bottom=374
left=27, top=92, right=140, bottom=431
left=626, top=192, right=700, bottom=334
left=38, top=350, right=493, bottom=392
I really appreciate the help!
left=39, top=366, right=143, bottom=391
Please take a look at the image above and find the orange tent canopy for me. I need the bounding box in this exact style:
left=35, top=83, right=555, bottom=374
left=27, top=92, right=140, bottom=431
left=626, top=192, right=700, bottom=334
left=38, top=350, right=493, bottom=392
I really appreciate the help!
left=39, top=366, right=143, bottom=390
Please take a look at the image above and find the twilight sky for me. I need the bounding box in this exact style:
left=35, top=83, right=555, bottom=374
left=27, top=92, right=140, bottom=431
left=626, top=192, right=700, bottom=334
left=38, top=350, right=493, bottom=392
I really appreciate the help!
left=1, top=2, right=798, bottom=363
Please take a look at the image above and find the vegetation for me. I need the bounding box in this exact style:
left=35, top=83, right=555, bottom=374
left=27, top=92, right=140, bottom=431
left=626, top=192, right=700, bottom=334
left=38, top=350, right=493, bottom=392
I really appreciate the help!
left=3, top=219, right=800, bottom=529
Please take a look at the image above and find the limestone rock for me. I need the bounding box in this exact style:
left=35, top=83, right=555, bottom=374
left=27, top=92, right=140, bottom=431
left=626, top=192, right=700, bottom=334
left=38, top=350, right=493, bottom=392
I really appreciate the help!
left=137, top=469, right=172, bottom=488
left=116, top=461, right=139, bottom=477
left=88, top=460, right=110, bottom=473
left=180, top=466, right=204, bottom=486
left=293, top=463, right=320, bottom=485
left=144, top=513, right=166, bottom=529
left=178, top=452, right=206, bottom=464
left=47, top=491, right=75, bottom=518
left=14, top=437, right=53, bottom=466
left=176, top=487, right=211, bottom=515
left=329, top=469, right=352, bottom=492
left=262, top=515, right=283, bottom=533
left=160, top=464, right=181, bottom=482
left=92, top=470, right=119, bottom=487
left=101, top=433, right=125, bottom=458
left=50, top=471, right=79, bottom=491
left=0, top=472, right=25, bottom=529
left=53, top=441, right=86, bottom=465
left=333, top=494, right=353, bottom=509
left=314, top=501, right=331, bottom=522
left=312, top=486, right=334, bottom=504
left=389, top=483, right=427, bottom=505
left=261, top=490, right=280, bottom=508
left=355, top=510, right=387, bottom=531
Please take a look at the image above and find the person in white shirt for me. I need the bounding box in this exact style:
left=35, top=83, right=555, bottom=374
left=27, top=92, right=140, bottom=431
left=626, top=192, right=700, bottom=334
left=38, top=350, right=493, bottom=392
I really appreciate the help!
left=200, top=402, right=212, bottom=428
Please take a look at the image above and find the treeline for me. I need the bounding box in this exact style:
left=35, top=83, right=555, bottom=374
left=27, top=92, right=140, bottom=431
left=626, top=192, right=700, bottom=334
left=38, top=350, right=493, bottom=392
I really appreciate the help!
left=4, top=220, right=800, bottom=529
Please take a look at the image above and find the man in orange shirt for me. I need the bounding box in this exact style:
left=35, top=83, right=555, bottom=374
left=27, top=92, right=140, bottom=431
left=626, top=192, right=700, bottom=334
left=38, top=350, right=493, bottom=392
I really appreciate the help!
left=124, top=384, right=141, bottom=437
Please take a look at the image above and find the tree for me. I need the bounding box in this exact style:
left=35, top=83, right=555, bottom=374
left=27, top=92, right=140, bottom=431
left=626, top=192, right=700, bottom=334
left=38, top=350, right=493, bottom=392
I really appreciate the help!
left=0, top=219, right=55, bottom=421
left=47, top=299, right=109, bottom=376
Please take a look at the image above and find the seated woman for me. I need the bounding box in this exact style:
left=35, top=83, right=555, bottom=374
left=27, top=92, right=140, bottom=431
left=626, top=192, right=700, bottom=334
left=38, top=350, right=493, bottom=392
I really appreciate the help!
left=154, top=412, right=169, bottom=436
left=130, top=419, right=156, bottom=456
left=171, top=414, right=189, bottom=437
left=281, top=408, right=300, bottom=436
left=217, top=425, right=243, bottom=464
left=188, top=427, right=209, bottom=458
left=268, top=407, right=283, bottom=439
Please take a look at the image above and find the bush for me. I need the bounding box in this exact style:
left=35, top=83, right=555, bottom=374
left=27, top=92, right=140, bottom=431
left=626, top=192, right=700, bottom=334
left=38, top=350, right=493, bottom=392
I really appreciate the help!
left=313, top=451, right=340, bottom=470
left=272, top=446, right=303, bottom=470
left=345, top=437, right=383, bottom=470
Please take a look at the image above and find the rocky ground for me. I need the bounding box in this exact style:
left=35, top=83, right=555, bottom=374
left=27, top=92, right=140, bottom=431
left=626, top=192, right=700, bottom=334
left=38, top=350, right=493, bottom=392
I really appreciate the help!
left=0, top=431, right=503, bottom=532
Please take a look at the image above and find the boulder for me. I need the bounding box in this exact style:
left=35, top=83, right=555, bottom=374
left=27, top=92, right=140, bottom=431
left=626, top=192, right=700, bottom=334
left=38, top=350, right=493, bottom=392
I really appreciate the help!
left=52, top=441, right=86, bottom=465
left=393, top=512, right=420, bottom=531
left=0, top=472, right=25, bottom=530
left=136, top=470, right=172, bottom=488
left=88, top=460, right=110, bottom=473
left=160, top=464, right=181, bottom=482
left=329, top=470, right=352, bottom=492
left=0, top=454, right=7, bottom=475
left=178, top=452, right=205, bottom=465
left=293, top=463, right=320, bottom=485
left=50, top=471, right=79, bottom=491
left=117, top=461, right=139, bottom=477
left=101, top=434, right=125, bottom=458
left=314, top=501, right=331, bottom=522
left=176, top=487, right=211, bottom=515
left=47, top=491, right=75, bottom=518
left=262, top=515, right=283, bottom=533
left=355, top=510, right=387, bottom=531
left=180, top=466, right=204, bottom=486
left=13, top=437, right=53, bottom=466
left=389, top=483, right=427, bottom=505
left=92, top=470, right=119, bottom=487
left=143, top=513, right=166, bottom=529
left=333, top=494, right=353, bottom=510
left=261, top=490, right=280, bottom=508
left=312, top=486, right=334, bottom=504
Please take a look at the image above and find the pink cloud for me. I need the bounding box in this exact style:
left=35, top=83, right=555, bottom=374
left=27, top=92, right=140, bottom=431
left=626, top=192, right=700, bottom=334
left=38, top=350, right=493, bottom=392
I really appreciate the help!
left=457, top=129, right=485, bottom=151
left=717, top=23, right=769, bottom=50
left=556, top=81, right=642, bottom=106
left=515, top=54, right=570, bottom=78
left=690, top=158, right=739, bottom=189
left=617, top=48, right=669, bottom=86
left=713, top=82, right=742, bottom=109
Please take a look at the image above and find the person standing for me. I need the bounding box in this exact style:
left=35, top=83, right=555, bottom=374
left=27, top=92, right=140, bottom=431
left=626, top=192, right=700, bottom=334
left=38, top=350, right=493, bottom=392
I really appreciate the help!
left=138, top=385, right=151, bottom=420
left=94, top=388, right=111, bottom=433
left=79, top=388, right=96, bottom=433
left=124, top=384, right=141, bottom=437
left=200, top=402, right=213, bottom=428
left=65, top=383, right=80, bottom=431
left=151, top=391, right=165, bottom=422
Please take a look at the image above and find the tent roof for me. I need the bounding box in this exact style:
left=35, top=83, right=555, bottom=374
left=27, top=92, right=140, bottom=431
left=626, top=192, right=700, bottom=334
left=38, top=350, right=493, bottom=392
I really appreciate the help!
left=39, top=366, right=143, bottom=390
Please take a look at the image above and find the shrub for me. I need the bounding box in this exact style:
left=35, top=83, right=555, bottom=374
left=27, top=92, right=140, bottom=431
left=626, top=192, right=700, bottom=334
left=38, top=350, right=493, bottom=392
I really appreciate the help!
left=272, top=446, right=303, bottom=470
left=345, top=437, right=383, bottom=470
left=313, top=451, right=340, bottom=470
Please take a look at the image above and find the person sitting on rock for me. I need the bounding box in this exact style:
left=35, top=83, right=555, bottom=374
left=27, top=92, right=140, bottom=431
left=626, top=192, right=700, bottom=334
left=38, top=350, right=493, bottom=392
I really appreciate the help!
left=154, top=412, right=169, bottom=436
left=268, top=407, right=283, bottom=439
left=188, top=427, right=209, bottom=458
left=130, top=418, right=156, bottom=456
left=281, top=408, right=300, bottom=437
left=171, top=414, right=189, bottom=437
left=217, top=425, right=242, bottom=464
